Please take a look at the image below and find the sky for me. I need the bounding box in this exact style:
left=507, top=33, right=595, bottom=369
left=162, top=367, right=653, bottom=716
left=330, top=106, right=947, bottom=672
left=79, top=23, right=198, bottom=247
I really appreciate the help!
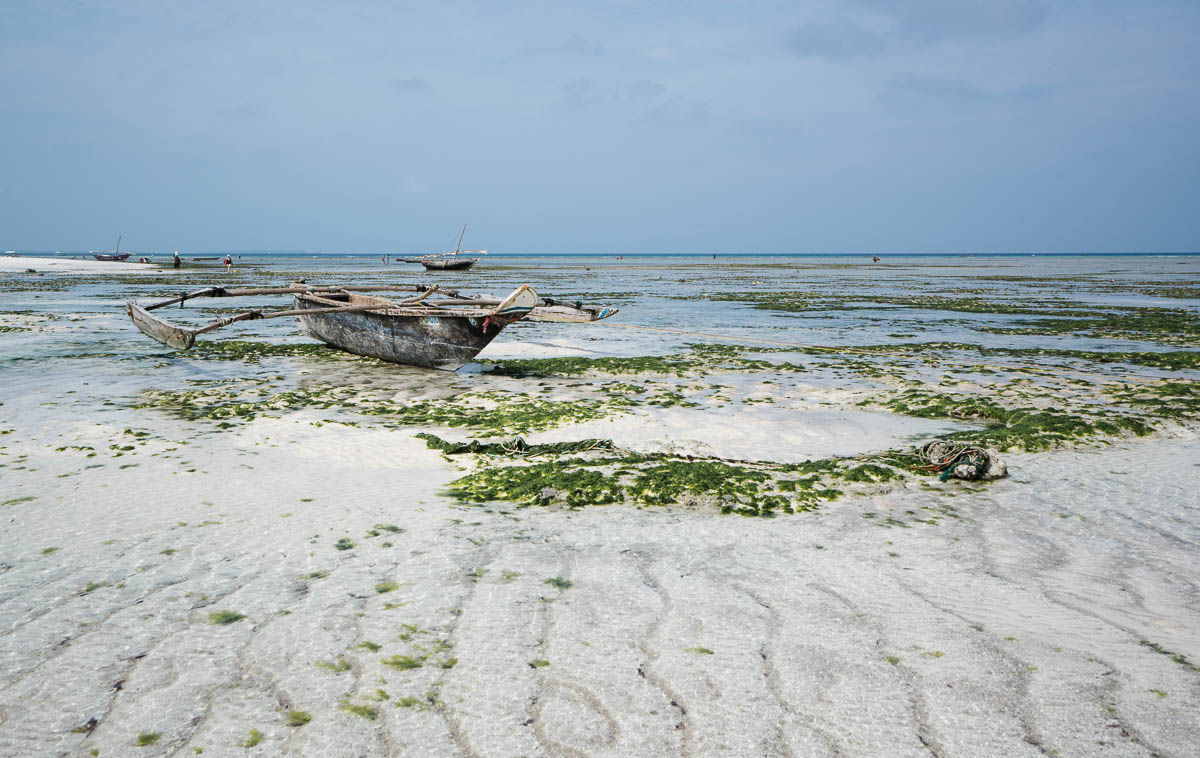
left=1, top=0, right=1198, bottom=254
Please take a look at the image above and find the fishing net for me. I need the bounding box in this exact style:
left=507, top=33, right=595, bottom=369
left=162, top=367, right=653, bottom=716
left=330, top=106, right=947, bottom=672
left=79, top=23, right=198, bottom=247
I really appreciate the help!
left=916, top=440, right=1008, bottom=481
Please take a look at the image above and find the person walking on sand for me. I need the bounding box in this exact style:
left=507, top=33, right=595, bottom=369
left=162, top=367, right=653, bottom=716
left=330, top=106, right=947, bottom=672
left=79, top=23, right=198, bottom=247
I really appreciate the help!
left=223, top=254, right=232, bottom=271
left=173, top=251, right=181, bottom=269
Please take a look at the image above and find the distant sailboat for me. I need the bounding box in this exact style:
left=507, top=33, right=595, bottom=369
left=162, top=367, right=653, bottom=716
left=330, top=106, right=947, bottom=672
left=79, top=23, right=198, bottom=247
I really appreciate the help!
left=400, top=225, right=486, bottom=271
left=91, top=236, right=131, bottom=261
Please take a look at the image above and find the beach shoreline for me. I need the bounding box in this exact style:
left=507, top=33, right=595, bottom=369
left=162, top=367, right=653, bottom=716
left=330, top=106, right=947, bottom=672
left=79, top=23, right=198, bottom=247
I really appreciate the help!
left=0, top=255, right=161, bottom=274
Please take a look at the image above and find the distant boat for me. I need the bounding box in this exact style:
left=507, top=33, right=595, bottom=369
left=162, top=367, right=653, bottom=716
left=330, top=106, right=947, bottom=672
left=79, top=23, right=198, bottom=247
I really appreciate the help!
left=400, top=224, right=485, bottom=271
left=91, top=236, right=131, bottom=261
left=415, top=257, right=478, bottom=271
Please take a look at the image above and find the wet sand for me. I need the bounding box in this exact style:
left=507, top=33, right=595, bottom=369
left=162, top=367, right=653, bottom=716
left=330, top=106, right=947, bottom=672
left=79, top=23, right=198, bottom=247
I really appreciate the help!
left=2, top=393, right=1198, bottom=757
left=1, top=254, right=1198, bottom=756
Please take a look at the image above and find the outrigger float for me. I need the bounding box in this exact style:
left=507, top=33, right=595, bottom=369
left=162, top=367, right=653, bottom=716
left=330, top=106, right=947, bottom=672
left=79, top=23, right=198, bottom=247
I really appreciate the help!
left=126, top=283, right=617, bottom=370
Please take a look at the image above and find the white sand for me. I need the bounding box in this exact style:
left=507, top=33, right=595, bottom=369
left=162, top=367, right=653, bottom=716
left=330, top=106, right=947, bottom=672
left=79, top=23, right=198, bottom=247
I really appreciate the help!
left=527, top=404, right=968, bottom=462
left=2, top=399, right=1197, bottom=756
left=0, top=255, right=159, bottom=273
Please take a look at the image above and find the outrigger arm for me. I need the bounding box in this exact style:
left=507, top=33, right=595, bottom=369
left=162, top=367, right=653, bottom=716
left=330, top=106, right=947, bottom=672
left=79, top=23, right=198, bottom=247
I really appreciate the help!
left=125, top=282, right=619, bottom=351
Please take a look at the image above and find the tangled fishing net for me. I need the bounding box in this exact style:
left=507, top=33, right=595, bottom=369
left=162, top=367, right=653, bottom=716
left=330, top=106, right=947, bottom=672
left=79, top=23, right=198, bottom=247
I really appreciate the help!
left=916, top=440, right=1008, bottom=481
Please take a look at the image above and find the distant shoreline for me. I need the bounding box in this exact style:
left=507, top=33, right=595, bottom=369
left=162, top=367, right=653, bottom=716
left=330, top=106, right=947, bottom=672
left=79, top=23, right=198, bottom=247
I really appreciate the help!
left=6, top=250, right=1199, bottom=259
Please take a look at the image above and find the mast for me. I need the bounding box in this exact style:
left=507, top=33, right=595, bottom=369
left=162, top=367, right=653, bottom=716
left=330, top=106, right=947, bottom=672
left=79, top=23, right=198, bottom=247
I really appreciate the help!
left=453, top=224, right=466, bottom=259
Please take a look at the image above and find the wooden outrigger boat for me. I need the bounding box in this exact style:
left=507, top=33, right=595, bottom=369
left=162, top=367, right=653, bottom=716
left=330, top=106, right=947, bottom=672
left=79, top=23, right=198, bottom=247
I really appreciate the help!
left=126, top=283, right=617, bottom=371
left=91, top=235, right=132, bottom=262
left=399, top=224, right=486, bottom=271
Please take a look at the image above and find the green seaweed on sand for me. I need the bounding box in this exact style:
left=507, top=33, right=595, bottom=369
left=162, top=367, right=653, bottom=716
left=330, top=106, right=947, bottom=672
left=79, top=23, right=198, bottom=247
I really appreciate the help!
left=242, top=729, right=263, bottom=747
left=707, top=291, right=1093, bottom=317
left=315, top=658, right=351, bottom=672
left=334, top=537, right=356, bottom=551
left=443, top=454, right=843, bottom=516
left=544, top=576, right=573, bottom=590
left=338, top=702, right=378, bottom=720
left=1111, top=382, right=1200, bottom=421
left=178, top=340, right=356, bottom=363
left=627, top=460, right=770, bottom=506
left=286, top=710, right=312, bottom=726
left=978, top=307, right=1200, bottom=346
left=375, top=581, right=399, bottom=593
left=135, top=732, right=160, bottom=746
left=208, top=610, right=246, bottom=625
left=416, top=433, right=618, bottom=456
left=866, top=390, right=1155, bottom=451
left=1140, top=640, right=1200, bottom=672
left=447, top=461, right=623, bottom=508
left=366, top=523, right=403, bottom=536
left=382, top=654, right=423, bottom=670
left=134, top=382, right=628, bottom=435
left=486, top=355, right=696, bottom=377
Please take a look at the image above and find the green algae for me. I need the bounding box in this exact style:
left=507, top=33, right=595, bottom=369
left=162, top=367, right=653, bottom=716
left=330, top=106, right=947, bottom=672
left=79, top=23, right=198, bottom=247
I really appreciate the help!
left=179, top=340, right=357, bottom=362
left=628, top=461, right=769, bottom=506
left=709, top=291, right=1091, bottom=317
left=416, top=433, right=618, bottom=456
left=868, top=390, right=1155, bottom=451
left=443, top=452, right=853, bottom=516
left=208, top=610, right=246, bottom=625
left=485, top=354, right=697, bottom=378
left=134, top=382, right=630, bottom=435
left=382, top=654, right=423, bottom=670
left=338, top=702, right=378, bottom=720
left=286, top=710, right=312, bottom=726
left=448, top=462, right=623, bottom=508
left=1112, top=382, right=1200, bottom=421
left=1140, top=640, right=1200, bottom=672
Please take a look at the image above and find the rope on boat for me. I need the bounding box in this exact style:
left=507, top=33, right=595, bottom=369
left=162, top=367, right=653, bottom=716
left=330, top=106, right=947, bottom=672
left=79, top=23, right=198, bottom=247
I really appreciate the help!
left=589, top=321, right=1166, bottom=386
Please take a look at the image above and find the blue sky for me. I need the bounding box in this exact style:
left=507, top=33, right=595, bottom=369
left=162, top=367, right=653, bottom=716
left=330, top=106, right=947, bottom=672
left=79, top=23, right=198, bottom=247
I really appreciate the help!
left=1, top=1, right=1197, bottom=253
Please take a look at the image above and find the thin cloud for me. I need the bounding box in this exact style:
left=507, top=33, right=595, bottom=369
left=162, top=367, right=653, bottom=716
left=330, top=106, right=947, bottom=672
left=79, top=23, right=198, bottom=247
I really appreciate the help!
left=391, top=77, right=432, bottom=93
left=886, top=73, right=1062, bottom=106
left=786, top=17, right=886, bottom=60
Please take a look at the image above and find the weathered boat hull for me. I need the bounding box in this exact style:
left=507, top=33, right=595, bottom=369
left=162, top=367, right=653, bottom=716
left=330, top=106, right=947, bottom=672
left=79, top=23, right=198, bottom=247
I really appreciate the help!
left=93, top=253, right=131, bottom=261
left=292, top=294, right=503, bottom=370
left=418, top=258, right=477, bottom=271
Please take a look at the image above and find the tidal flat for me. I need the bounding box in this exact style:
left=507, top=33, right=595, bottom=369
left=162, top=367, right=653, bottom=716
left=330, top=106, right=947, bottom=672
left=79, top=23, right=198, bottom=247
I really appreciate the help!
left=1, top=253, right=1198, bottom=757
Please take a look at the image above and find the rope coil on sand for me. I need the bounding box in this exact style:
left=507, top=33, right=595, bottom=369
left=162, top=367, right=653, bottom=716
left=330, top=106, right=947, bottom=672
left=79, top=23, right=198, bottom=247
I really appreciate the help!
left=916, top=440, right=1007, bottom=481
